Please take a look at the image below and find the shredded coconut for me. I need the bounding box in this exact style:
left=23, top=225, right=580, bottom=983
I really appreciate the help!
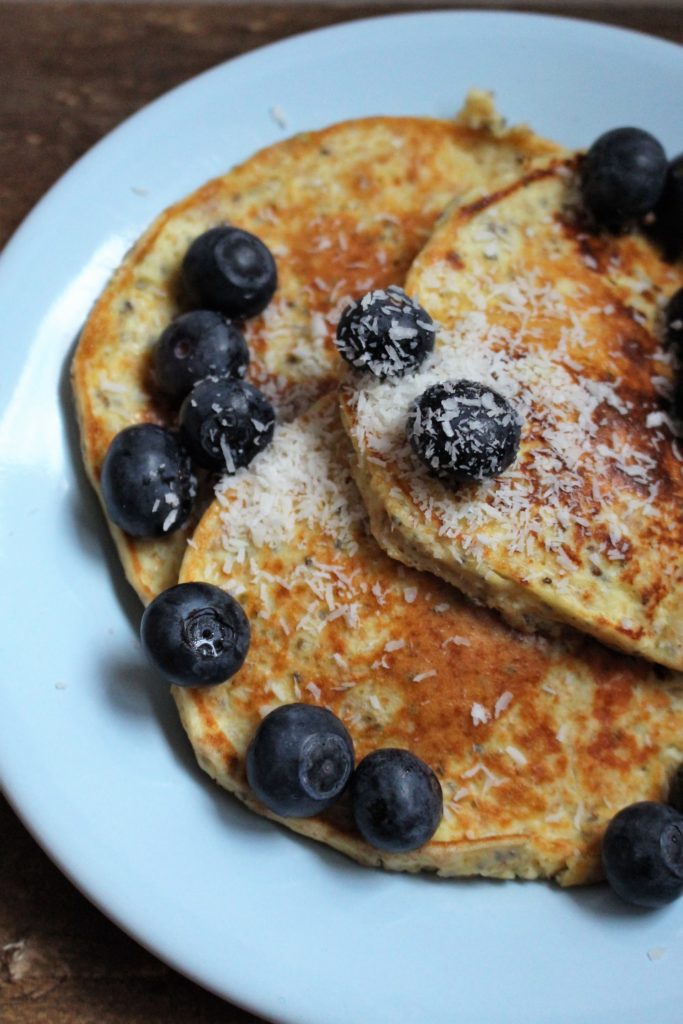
left=505, top=745, right=527, bottom=766
left=471, top=702, right=490, bottom=726
left=494, top=691, right=513, bottom=718
left=344, top=228, right=677, bottom=591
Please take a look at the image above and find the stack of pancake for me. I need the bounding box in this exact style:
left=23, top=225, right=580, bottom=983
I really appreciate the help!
left=72, top=93, right=683, bottom=885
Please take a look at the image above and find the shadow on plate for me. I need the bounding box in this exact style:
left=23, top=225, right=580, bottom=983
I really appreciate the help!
left=564, top=878, right=651, bottom=919
left=59, top=337, right=206, bottom=781
left=98, top=646, right=208, bottom=781
left=58, top=333, right=142, bottom=637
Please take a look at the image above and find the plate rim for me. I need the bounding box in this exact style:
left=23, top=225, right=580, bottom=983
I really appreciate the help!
left=2, top=9, right=683, bottom=1024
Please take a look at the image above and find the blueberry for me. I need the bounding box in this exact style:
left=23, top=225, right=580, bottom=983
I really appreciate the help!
left=182, top=226, right=277, bottom=319
left=668, top=764, right=683, bottom=814
left=653, top=154, right=683, bottom=261
left=664, top=289, right=683, bottom=421
left=407, top=379, right=521, bottom=486
left=153, top=310, right=249, bottom=405
left=602, top=801, right=683, bottom=908
left=580, top=127, right=668, bottom=232
left=246, top=703, right=355, bottom=817
left=665, top=288, right=683, bottom=352
left=335, top=285, right=436, bottom=378
left=140, top=582, right=250, bottom=687
left=100, top=423, right=196, bottom=537
left=179, top=377, right=275, bottom=472
left=351, top=748, right=442, bottom=853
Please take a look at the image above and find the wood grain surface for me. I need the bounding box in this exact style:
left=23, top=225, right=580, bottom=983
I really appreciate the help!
left=1, top=4, right=681, bottom=1023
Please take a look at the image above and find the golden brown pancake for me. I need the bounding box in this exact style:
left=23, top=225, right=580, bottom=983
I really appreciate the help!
left=71, top=93, right=561, bottom=604
left=175, top=395, right=683, bottom=885
left=340, top=159, right=683, bottom=669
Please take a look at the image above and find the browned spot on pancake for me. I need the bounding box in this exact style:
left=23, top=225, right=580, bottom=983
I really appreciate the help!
left=446, top=251, right=464, bottom=269
left=640, top=578, right=670, bottom=612
left=459, top=162, right=571, bottom=221
left=190, top=689, right=236, bottom=756
left=571, top=229, right=611, bottom=276
left=173, top=397, right=683, bottom=882
left=200, top=516, right=567, bottom=794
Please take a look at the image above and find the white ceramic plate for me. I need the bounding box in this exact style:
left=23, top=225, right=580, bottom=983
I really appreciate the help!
left=1, top=12, right=682, bottom=1023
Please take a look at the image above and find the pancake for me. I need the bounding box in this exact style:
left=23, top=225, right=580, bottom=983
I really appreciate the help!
left=340, top=159, right=683, bottom=670
left=175, top=394, right=683, bottom=885
left=70, top=92, right=561, bottom=604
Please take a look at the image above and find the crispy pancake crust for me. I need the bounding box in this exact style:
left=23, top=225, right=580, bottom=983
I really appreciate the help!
left=175, top=395, right=683, bottom=885
left=340, top=160, right=683, bottom=669
left=71, top=95, right=561, bottom=603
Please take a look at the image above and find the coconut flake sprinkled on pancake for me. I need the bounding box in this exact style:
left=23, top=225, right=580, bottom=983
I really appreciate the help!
left=214, top=399, right=364, bottom=567
left=176, top=395, right=683, bottom=884
left=345, top=318, right=666, bottom=566
left=340, top=161, right=683, bottom=668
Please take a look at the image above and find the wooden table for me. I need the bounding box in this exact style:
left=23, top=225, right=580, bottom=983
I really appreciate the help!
left=1, top=4, right=681, bottom=1022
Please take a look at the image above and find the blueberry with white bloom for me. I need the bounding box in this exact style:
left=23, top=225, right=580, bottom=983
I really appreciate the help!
left=182, top=226, right=277, bottom=319
left=351, top=748, right=443, bottom=853
left=100, top=423, right=196, bottom=537
left=580, top=127, right=668, bottom=232
left=246, top=703, right=355, bottom=817
left=665, top=287, right=683, bottom=352
left=602, top=801, right=683, bottom=908
left=407, top=379, right=521, bottom=486
left=153, top=310, right=249, bottom=405
left=179, top=377, right=275, bottom=472
left=653, top=154, right=683, bottom=261
left=335, top=285, right=435, bottom=379
left=140, top=582, right=250, bottom=687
